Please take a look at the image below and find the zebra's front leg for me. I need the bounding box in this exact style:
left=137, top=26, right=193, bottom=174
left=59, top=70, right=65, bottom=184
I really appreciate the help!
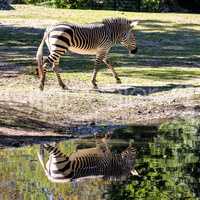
left=91, top=56, right=101, bottom=89
left=52, top=64, right=67, bottom=90
left=103, top=59, right=121, bottom=84
left=101, top=132, right=112, bottom=153
left=91, top=66, right=98, bottom=89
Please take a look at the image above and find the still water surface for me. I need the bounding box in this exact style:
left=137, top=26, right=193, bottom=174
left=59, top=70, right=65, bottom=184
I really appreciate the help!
left=0, top=120, right=200, bottom=200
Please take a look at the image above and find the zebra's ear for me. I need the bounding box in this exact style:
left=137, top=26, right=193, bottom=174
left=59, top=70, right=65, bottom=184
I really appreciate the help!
left=130, top=20, right=139, bottom=27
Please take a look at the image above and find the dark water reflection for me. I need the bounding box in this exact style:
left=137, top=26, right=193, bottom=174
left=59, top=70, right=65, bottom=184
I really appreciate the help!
left=0, top=120, right=200, bottom=200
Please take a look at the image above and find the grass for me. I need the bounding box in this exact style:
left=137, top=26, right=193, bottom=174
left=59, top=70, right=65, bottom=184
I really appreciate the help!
left=0, top=5, right=200, bottom=133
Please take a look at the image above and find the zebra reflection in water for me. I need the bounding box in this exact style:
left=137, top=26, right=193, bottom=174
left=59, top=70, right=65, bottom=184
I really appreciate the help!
left=37, top=136, right=138, bottom=183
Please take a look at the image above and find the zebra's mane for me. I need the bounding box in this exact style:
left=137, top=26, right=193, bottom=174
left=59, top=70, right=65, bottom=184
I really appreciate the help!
left=102, top=17, right=131, bottom=26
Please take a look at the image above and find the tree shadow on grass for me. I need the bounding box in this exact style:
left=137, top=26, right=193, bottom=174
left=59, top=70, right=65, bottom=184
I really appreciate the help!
left=0, top=19, right=200, bottom=81
left=0, top=24, right=44, bottom=76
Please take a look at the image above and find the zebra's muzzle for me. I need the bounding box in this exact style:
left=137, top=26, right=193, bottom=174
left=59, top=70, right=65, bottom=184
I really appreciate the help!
left=130, top=47, right=138, bottom=54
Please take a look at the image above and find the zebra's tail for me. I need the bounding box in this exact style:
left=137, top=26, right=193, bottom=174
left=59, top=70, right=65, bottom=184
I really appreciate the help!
left=37, top=146, right=49, bottom=176
left=36, top=31, right=48, bottom=78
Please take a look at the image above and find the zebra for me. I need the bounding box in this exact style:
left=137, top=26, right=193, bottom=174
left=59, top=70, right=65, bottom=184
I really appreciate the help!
left=37, top=140, right=138, bottom=183
left=36, top=18, right=138, bottom=90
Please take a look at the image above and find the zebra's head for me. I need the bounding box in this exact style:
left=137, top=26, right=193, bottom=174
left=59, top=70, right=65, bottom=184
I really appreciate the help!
left=120, top=20, right=138, bottom=54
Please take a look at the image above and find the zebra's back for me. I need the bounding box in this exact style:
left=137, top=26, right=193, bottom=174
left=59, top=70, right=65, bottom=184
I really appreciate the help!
left=47, top=23, right=110, bottom=55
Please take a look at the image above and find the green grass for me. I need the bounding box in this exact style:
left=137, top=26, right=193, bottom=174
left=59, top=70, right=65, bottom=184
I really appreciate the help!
left=0, top=5, right=200, bottom=131
left=45, top=67, right=200, bottom=86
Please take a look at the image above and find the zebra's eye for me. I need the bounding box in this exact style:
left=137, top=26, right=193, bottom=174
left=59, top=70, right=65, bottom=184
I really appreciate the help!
left=121, top=32, right=128, bottom=39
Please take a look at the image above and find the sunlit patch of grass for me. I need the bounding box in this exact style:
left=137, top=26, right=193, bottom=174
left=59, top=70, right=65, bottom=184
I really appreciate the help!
left=44, top=66, right=200, bottom=87
left=116, top=67, right=200, bottom=81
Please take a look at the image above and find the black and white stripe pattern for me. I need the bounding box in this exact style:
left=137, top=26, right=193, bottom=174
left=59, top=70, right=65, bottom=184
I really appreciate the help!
left=36, top=18, right=138, bottom=90
left=37, top=143, right=137, bottom=182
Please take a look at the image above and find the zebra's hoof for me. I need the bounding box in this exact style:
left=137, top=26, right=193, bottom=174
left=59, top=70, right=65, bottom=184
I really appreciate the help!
left=93, top=85, right=98, bottom=90
left=92, top=80, right=98, bottom=89
left=116, top=78, right=122, bottom=84
left=60, top=84, right=67, bottom=90
left=39, top=84, right=44, bottom=91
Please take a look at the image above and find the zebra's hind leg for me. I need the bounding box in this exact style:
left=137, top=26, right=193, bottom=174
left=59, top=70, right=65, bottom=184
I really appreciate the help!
left=52, top=63, right=67, bottom=90
left=39, top=63, right=48, bottom=91
left=103, top=59, right=121, bottom=84
left=96, top=132, right=112, bottom=154
left=101, top=132, right=112, bottom=146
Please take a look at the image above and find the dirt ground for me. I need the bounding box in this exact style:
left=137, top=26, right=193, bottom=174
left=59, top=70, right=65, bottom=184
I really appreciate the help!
left=1, top=77, right=200, bottom=136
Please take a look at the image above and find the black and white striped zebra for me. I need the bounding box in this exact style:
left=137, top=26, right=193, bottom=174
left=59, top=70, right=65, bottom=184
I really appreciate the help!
left=37, top=142, right=138, bottom=183
left=36, top=18, right=138, bottom=90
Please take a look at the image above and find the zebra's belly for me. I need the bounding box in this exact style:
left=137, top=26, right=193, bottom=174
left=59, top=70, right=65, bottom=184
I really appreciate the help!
left=68, top=47, right=97, bottom=55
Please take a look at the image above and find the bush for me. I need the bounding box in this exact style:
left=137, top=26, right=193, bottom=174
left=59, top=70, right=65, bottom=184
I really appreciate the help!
left=50, top=0, right=68, bottom=8
left=68, top=0, right=97, bottom=9
left=103, top=0, right=138, bottom=11
left=14, top=0, right=162, bottom=12
left=141, top=0, right=160, bottom=12
left=22, top=0, right=68, bottom=8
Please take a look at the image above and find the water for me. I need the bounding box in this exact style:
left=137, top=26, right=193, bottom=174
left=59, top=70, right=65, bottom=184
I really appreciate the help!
left=0, top=120, right=200, bottom=200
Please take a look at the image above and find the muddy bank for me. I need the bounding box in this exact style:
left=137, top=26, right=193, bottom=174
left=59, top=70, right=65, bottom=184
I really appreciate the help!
left=0, top=135, right=72, bottom=148
left=0, top=123, right=159, bottom=147
left=0, top=124, right=126, bottom=147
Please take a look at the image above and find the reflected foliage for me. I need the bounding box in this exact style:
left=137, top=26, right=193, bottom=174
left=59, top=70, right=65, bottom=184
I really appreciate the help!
left=107, top=119, right=200, bottom=200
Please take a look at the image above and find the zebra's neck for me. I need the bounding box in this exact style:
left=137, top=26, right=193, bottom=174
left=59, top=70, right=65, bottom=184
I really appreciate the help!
left=107, top=24, right=128, bottom=44
left=103, top=18, right=131, bottom=44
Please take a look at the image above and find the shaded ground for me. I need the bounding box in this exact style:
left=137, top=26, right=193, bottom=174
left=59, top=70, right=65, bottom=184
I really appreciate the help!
left=0, top=5, right=200, bottom=135
left=0, top=135, right=71, bottom=147
left=0, top=124, right=157, bottom=147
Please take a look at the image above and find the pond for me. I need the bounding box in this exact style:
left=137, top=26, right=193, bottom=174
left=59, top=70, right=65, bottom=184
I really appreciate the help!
left=0, top=119, right=200, bottom=200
